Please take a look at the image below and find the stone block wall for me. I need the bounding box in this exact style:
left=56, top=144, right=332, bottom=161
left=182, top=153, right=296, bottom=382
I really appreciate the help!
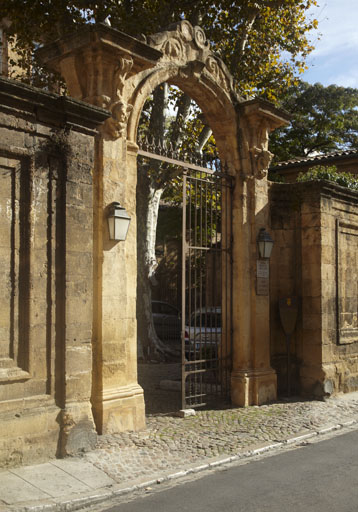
left=269, top=181, right=358, bottom=397
left=0, top=77, right=109, bottom=467
left=321, top=186, right=358, bottom=394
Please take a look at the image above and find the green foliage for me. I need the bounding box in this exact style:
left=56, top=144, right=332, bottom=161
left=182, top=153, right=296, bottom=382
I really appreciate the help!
left=138, top=84, right=217, bottom=193
left=156, top=205, right=182, bottom=242
left=296, top=165, right=358, bottom=191
left=1, top=0, right=318, bottom=100
left=269, top=81, right=358, bottom=163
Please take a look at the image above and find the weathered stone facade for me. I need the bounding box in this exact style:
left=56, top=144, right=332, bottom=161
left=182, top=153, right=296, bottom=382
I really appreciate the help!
left=0, top=77, right=109, bottom=466
left=8, top=20, right=355, bottom=469
left=270, top=181, right=358, bottom=397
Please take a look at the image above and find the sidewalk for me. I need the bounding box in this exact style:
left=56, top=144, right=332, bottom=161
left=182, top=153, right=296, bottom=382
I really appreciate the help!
left=2, top=392, right=358, bottom=512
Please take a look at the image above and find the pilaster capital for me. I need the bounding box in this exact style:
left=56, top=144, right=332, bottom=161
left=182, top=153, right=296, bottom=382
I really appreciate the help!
left=238, top=99, right=290, bottom=180
left=37, top=23, right=162, bottom=139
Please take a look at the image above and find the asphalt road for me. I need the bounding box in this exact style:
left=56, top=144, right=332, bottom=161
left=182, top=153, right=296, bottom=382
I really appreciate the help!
left=100, top=429, right=358, bottom=512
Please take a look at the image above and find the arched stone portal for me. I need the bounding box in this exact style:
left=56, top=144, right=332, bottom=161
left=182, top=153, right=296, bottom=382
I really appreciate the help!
left=38, top=20, right=290, bottom=435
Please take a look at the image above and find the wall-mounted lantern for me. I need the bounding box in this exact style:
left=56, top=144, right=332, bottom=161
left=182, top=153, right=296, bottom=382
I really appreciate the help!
left=257, top=228, right=274, bottom=259
left=107, top=202, right=131, bottom=241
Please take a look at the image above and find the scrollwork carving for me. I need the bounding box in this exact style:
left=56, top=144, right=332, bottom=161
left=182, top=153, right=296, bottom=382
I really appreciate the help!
left=114, top=56, right=134, bottom=98
left=205, top=56, right=232, bottom=93
left=163, top=38, right=184, bottom=60
left=250, top=146, right=273, bottom=179
left=179, top=20, right=194, bottom=42
left=96, top=56, right=134, bottom=139
left=148, top=20, right=210, bottom=64
left=193, top=26, right=207, bottom=49
left=81, top=55, right=134, bottom=139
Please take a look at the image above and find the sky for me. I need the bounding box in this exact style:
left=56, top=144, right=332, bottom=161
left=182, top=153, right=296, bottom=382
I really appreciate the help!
left=302, top=0, right=358, bottom=87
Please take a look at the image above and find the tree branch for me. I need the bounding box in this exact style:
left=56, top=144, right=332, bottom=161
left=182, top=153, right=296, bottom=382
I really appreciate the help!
left=170, top=93, right=192, bottom=148
left=197, top=124, right=212, bottom=153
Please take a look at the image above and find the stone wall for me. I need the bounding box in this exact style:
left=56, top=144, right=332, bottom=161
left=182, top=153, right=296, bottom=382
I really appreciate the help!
left=270, top=181, right=358, bottom=397
left=0, top=77, right=109, bottom=467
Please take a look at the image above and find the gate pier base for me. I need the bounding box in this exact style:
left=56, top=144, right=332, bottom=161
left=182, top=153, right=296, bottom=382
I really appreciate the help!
left=92, top=384, right=145, bottom=434
left=231, top=369, right=277, bottom=407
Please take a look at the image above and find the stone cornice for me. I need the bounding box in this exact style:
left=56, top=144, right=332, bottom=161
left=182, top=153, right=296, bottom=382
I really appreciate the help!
left=0, top=76, right=110, bottom=133
left=36, top=22, right=163, bottom=75
left=36, top=21, right=240, bottom=140
left=37, top=23, right=163, bottom=139
left=238, top=98, right=291, bottom=129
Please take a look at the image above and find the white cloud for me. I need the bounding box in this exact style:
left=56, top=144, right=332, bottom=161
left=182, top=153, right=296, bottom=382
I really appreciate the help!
left=328, top=70, right=358, bottom=88
left=303, top=0, right=358, bottom=87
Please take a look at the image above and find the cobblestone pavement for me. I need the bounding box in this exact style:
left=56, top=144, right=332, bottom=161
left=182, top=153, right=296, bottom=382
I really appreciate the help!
left=83, top=363, right=358, bottom=484
left=3, top=364, right=358, bottom=512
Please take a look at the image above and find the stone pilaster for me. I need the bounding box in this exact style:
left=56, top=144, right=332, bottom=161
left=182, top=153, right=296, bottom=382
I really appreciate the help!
left=91, top=137, right=145, bottom=433
left=37, top=25, right=161, bottom=434
left=230, top=100, right=289, bottom=406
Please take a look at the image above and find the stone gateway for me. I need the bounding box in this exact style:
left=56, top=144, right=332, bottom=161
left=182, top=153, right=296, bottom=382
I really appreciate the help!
left=0, top=21, right=357, bottom=468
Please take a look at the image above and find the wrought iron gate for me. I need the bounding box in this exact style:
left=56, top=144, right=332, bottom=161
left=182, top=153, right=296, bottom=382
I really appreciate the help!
left=181, top=163, right=232, bottom=409
left=138, top=138, right=233, bottom=410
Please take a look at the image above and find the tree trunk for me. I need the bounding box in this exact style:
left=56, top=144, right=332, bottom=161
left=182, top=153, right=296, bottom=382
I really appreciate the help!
left=197, top=125, right=212, bottom=153
left=137, top=163, right=180, bottom=360
left=136, top=88, right=210, bottom=360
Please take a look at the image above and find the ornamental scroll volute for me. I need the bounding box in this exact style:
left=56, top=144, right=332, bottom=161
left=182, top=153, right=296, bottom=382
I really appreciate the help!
left=248, top=118, right=275, bottom=180
left=101, top=56, right=134, bottom=139
left=81, top=54, right=135, bottom=139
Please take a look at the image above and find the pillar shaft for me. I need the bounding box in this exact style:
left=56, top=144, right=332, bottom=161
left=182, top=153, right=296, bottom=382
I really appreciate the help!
left=91, top=138, right=145, bottom=433
left=230, top=100, right=289, bottom=406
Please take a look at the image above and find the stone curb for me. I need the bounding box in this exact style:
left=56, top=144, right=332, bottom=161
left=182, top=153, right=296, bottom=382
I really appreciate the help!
left=9, top=417, right=358, bottom=512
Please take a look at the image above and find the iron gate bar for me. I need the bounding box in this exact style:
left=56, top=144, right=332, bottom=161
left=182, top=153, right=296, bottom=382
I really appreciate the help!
left=181, top=170, right=187, bottom=410
left=138, top=149, right=219, bottom=175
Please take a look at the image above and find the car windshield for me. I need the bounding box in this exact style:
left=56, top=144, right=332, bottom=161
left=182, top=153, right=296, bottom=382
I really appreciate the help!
left=152, top=302, right=179, bottom=316
left=192, top=312, right=221, bottom=328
